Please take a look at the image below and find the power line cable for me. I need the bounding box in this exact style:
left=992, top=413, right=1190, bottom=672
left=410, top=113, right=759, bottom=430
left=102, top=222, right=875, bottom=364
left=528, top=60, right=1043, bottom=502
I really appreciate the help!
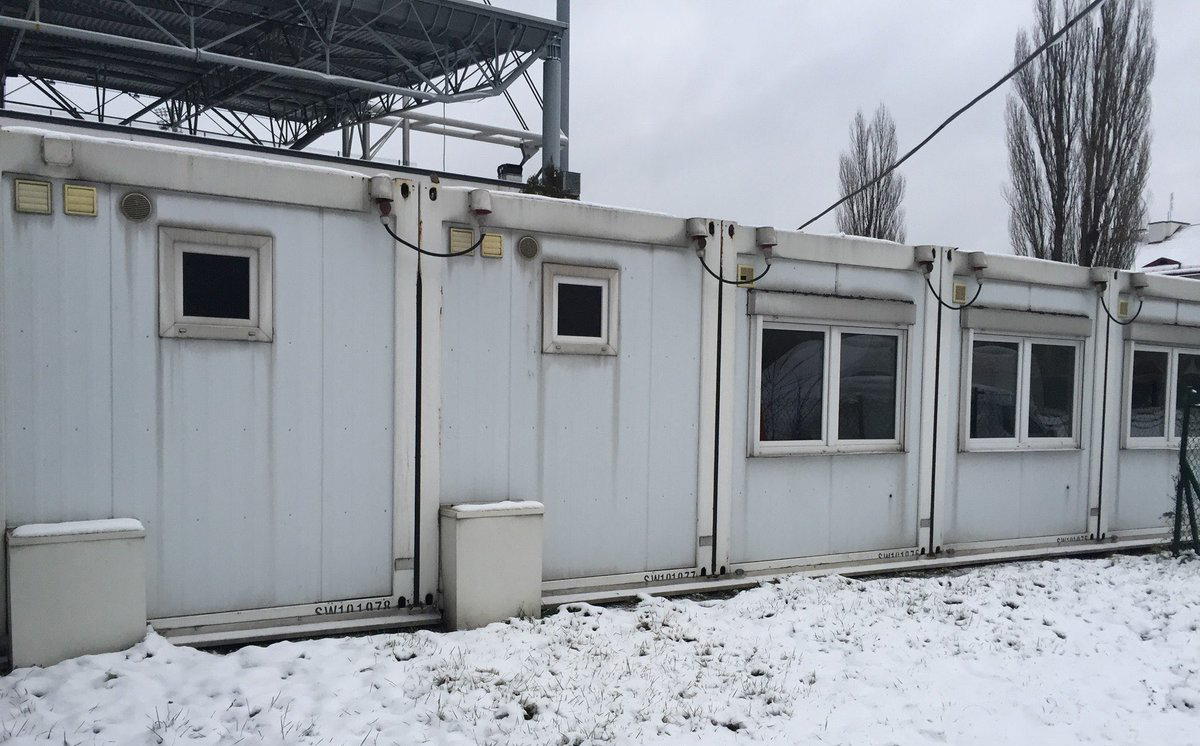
left=1099, top=292, right=1144, bottom=326
left=381, top=219, right=482, bottom=258
left=697, top=252, right=772, bottom=286
left=798, top=0, right=1107, bottom=232
left=924, top=274, right=983, bottom=310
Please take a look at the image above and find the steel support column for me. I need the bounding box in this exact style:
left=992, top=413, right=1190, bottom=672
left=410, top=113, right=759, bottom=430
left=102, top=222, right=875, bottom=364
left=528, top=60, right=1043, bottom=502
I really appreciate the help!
left=541, top=35, right=561, bottom=172
left=557, top=0, right=569, bottom=174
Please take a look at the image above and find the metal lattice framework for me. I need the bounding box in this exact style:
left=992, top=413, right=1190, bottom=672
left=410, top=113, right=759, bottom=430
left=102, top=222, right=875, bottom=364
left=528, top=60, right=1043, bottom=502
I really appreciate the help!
left=0, top=0, right=564, bottom=150
left=1174, top=388, right=1200, bottom=554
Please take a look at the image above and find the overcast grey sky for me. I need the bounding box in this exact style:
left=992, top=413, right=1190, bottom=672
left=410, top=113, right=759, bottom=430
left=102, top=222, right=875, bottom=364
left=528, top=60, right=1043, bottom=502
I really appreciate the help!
left=401, top=0, right=1198, bottom=254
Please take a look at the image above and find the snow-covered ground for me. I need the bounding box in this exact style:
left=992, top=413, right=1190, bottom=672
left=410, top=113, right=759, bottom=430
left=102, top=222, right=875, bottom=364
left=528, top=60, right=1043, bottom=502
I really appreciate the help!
left=3, top=553, right=1198, bottom=745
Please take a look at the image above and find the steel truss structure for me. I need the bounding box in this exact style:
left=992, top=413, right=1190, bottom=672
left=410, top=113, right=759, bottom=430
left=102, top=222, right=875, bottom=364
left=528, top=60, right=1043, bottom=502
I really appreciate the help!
left=0, top=0, right=564, bottom=153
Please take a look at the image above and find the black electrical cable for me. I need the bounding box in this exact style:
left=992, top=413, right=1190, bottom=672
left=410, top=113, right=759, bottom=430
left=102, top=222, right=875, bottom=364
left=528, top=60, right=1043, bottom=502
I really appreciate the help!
left=797, top=0, right=1107, bottom=232
left=697, top=249, right=772, bottom=286
left=1099, top=292, right=1144, bottom=326
left=924, top=273, right=983, bottom=311
left=381, top=219, right=482, bottom=258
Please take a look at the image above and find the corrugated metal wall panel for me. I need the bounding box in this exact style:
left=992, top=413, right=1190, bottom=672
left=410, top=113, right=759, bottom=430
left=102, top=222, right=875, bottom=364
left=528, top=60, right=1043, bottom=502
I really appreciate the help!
left=151, top=194, right=329, bottom=616
left=109, top=191, right=167, bottom=613
left=730, top=265, right=924, bottom=564
left=440, top=244, right=515, bottom=502
left=949, top=451, right=1088, bottom=543
left=318, top=210, right=395, bottom=600
left=642, top=249, right=704, bottom=571
left=3, top=178, right=397, bottom=618
left=440, top=234, right=702, bottom=581
left=1, top=179, right=114, bottom=526
left=1112, top=450, right=1174, bottom=532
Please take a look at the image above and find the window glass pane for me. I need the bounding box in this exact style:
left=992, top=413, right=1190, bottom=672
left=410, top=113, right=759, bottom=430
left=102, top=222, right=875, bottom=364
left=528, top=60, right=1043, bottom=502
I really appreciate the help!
left=182, top=251, right=251, bottom=319
left=1027, top=344, right=1075, bottom=438
left=838, top=333, right=898, bottom=440
left=556, top=281, right=604, bottom=338
left=760, top=329, right=824, bottom=441
left=970, top=340, right=1019, bottom=439
left=1130, top=350, right=1168, bottom=438
left=1175, top=353, right=1200, bottom=438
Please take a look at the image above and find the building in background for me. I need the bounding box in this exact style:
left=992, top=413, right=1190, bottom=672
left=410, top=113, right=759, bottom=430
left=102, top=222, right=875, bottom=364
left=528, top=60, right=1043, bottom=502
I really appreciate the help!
left=1139, top=220, right=1199, bottom=278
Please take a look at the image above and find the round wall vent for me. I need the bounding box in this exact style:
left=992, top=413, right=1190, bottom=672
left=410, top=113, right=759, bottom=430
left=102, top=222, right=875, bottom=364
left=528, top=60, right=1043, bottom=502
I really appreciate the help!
left=517, top=235, right=540, bottom=259
left=119, top=191, right=153, bottom=221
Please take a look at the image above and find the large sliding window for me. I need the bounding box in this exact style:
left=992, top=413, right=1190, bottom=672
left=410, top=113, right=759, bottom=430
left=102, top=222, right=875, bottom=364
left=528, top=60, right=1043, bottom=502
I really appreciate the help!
left=1126, top=345, right=1200, bottom=446
left=964, top=333, right=1081, bottom=450
left=754, top=320, right=905, bottom=455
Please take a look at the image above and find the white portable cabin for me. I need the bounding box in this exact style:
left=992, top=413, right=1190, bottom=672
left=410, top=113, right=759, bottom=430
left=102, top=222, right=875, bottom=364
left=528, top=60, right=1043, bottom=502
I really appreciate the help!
left=0, top=123, right=440, bottom=647
left=1104, top=272, right=1200, bottom=540
left=1, top=119, right=1196, bottom=651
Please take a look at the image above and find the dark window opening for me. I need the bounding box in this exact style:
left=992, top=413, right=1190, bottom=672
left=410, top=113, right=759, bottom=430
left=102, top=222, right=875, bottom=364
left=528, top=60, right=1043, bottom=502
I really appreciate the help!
left=1130, top=350, right=1168, bottom=437
left=1028, top=344, right=1075, bottom=438
left=556, top=282, right=604, bottom=338
left=839, top=333, right=898, bottom=440
left=1175, top=353, right=1200, bottom=438
left=182, top=251, right=251, bottom=320
left=970, top=340, right=1019, bottom=438
left=760, top=329, right=824, bottom=441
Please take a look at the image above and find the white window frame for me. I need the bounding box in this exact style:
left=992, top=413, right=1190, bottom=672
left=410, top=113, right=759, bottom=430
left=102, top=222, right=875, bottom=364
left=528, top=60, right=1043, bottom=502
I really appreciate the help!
left=158, top=226, right=273, bottom=342
left=961, top=331, right=1082, bottom=451
left=750, top=317, right=906, bottom=456
left=1123, top=342, right=1200, bottom=449
left=542, top=263, right=619, bottom=356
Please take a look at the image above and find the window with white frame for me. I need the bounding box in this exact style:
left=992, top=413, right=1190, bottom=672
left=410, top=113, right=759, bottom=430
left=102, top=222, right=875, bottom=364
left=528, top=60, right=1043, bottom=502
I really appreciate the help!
left=542, top=263, right=619, bottom=356
left=753, top=319, right=905, bottom=454
left=159, top=226, right=273, bottom=342
left=964, top=333, right=1080, bottom=449
left=1126, top=345, right=1200, bottom=445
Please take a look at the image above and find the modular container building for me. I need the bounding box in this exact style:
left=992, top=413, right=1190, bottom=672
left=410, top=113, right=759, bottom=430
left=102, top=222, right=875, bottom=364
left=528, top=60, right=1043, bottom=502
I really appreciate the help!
left=1, top=119, right=1195, bottom=650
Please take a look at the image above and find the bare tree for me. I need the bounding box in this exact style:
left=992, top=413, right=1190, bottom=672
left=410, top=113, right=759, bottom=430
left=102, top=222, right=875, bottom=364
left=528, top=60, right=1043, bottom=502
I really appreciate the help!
left=1005, top=0, right=1154, bottom=268
left=1078, top=0, right=1154, bottom=268
left=836, top=105, right=906, bottom=242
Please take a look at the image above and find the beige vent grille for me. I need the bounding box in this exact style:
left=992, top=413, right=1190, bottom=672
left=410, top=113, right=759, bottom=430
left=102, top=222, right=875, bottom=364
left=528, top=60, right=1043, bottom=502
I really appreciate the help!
left=448, top=227, right=475, bottom=254
left=63, top=184, right=97, bottom=216
left=14, top=179, right=52, bottom=214
left=481, top=233, right=503, bottom=258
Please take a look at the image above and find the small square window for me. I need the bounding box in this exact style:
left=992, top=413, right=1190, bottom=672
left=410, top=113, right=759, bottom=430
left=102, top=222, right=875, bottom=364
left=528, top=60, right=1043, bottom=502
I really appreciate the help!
left=555, top=280, right=605, bottom=339
left=159, top=227, right=273, bottom=342
left=182, top=251, right=252, bottom=319
left=542, top=264, right=619, bottom=355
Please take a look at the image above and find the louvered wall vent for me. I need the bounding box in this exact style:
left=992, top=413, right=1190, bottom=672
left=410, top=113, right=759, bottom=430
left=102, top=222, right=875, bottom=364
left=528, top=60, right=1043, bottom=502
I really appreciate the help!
left=119, top=192, right=153, bottom=221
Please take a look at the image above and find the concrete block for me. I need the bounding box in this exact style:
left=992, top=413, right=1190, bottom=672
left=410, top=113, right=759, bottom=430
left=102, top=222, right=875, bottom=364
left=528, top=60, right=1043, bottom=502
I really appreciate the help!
left=7, top=519, right=146, bottom=668
left=439, top=501, right=543, bottom=630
